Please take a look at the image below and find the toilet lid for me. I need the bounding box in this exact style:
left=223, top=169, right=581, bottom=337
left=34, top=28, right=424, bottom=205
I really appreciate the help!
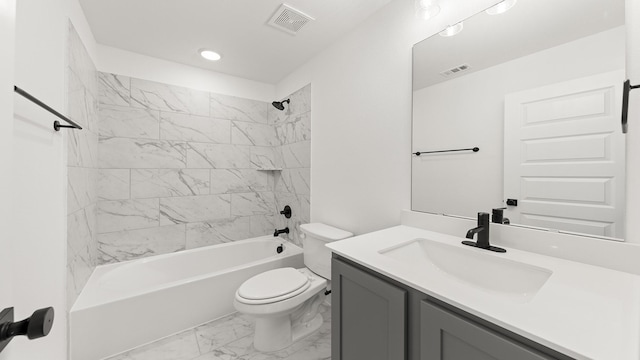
left=237, top=267, right=310, bottom=302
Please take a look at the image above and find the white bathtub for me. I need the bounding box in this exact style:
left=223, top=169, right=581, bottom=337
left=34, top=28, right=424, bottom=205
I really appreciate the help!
left=70, top=236, right=304, bottom=360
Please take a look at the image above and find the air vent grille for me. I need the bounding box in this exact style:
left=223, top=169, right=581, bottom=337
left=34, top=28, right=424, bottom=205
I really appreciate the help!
left=440, top=64, right=471, bottom=77
left=268, top=4, right=315, bottom=35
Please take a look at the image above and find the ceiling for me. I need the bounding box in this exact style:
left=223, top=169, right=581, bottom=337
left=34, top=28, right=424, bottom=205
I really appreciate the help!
left=413, top=0, right=625, bottom=90
left=79, top=0, right=393, bottom=84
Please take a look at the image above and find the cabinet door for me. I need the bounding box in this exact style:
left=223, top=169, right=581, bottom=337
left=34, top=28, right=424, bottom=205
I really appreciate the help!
left=420, top=301, right=554, bottom=360
left=332, top=258, right=407, bottom=360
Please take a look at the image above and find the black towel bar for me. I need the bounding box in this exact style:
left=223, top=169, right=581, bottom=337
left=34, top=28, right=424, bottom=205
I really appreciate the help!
left=14, top=86, right=82, bottom=131
left=413, top=147, right=479, bottom=156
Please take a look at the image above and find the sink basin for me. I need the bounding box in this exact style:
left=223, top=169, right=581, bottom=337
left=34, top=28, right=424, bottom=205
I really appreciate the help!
left=379, top=238, right=552, bottom=303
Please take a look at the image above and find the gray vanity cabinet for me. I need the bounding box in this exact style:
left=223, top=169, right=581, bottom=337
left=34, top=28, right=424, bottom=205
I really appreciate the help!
left=332, top=255, right=574, bottom=360
left=331, top=256, right=407, bottom=360
left=420, top=300, right=553, bottom=360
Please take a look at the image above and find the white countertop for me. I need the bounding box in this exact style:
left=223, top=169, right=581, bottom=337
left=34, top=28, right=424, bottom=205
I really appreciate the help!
left=326, top=225, right=640, bottom=360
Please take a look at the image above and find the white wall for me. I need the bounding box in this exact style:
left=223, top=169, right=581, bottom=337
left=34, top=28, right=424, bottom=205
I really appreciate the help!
left=626, top=0, right=640, bottom=243
left=97, top=45, right=275, bottom=102
left=274, top=0, right=498, bottom=235
left=276, top=0, right=640, bottom=242
left=412, top=27, right=624, bottom=218
left=11, top=0, right=97, bottom=358
left=0, top=0, right=16, bottom=357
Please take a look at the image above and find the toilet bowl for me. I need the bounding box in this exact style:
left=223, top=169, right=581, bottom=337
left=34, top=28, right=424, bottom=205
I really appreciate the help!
left=234, top=223, right=353, bottom=352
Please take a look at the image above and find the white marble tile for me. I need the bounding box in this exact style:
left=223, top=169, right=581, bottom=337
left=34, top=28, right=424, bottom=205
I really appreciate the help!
left=275, top=169, right=310, bottom=195
left=131, top=78, right=209, bottom=116
left=210, top=169, right=269, bottom=194
left=107, top=329, right=200, bottom=360
left=268, top=102, right=288, bottom=125
left=131, top=169, right=210, bottom=199
left=68, top=22, right=97, bottom=96
left=67, top=207, right=96, bottom=308
left=280, top=141, right=311, bottom=168
left=68, top=167, right=98, bottom=214
left=99, top=72, right=130, bottom=107
left=288, top=84, right=311, bottom=116
left=99, top=105, right=160, bottom=139
left=195, top=313, right=254, bottom=353
left=68, top=70, right=98, bottom=132
left=250, top=147, right=281, bottom=169
left=159, top=195, right=231, bottom=225
left=231, top=192, right=275, bottom=216
left=104, top=304, right=331, bottom=360
left=250, top=215, right=275, bottom=237
left=97, top=224, right=185, bottom=264
left=160, top=112, right=230, bottom=143
left=187, top=143, right=251, bottom=169
left=210, top=93, right=268, bottom=123
left=231, top=121, right=277, bottom=146
left=214, top=332, right=302, bottom=360
left=98, top=169, right=130, bottom=200
left=68, top=127, right=99, bottom=168
left=99, top=138, right=187, bottom=169
left=97, top=199, right=159, bottom=233
left=275, top=112, right=310, bottom=145
left=283, top=334, right=330, bottom=360
left=186, top=217, right=253, bottom=249
left=297, top=194, right=311, bottom=224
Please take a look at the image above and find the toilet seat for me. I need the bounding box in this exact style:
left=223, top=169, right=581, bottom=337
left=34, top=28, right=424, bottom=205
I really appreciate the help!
left=236, top=267, right=311, bottom=305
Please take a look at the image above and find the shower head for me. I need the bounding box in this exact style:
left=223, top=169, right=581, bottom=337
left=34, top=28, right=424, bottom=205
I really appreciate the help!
left=271, top=99, right=290, bottom=111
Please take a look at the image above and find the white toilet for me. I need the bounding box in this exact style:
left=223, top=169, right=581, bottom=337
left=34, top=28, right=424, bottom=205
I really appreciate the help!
left=234, top=223, right=353, bottom=352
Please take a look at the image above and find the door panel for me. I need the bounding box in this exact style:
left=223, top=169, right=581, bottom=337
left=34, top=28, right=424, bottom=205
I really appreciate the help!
left=0, top=0, right=16, bottom=358
left=504, top=70, right=625, bottom=238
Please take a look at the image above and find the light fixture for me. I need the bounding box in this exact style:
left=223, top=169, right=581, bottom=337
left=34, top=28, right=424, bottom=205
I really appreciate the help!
left=415, top=0, right=440, bottom=20
left=439, top=22, right=464, bottom=37
left=485, top=0, right=517, bottom=15
left=199, top=49, right=222, bottom=61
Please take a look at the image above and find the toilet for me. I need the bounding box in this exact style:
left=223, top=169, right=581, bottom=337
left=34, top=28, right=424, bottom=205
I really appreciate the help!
left=234, top=223, right=353, bottom=352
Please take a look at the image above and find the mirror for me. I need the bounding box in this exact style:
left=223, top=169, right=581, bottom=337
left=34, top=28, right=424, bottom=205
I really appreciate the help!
left=412, top=0, right=626, bottom=240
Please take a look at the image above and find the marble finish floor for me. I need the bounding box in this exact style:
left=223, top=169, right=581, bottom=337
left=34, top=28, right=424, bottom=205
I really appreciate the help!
left=106, top=305, right=331, bottom=360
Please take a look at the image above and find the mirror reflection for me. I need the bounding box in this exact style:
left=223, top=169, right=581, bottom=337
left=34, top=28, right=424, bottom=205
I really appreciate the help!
left=411, top=0, right=626, bottom=240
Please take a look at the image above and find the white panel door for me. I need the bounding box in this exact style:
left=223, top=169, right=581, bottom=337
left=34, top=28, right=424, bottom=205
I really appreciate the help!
left=0, top=0, right=16, bottom=358
left=504, top=70, right=625, bottom=238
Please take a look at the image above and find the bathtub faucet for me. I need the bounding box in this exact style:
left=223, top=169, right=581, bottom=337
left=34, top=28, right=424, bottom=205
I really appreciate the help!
left=274, top=227, right=290, bottom=237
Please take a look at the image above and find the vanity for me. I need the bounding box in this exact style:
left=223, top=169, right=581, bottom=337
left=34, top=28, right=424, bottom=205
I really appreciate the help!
left=327, top=211, right=640, bottom=360
left=328, top=0, right=640, bottom=358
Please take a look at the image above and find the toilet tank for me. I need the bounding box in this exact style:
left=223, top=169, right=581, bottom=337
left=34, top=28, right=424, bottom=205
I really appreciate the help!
left=300, top=223, right=353, bottom=279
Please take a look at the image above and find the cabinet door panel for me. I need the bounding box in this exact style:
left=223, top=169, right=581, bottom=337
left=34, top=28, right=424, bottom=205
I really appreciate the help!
left=421, top=301, right=554, bottom=360
left=332, top=258, right=407, bottom=360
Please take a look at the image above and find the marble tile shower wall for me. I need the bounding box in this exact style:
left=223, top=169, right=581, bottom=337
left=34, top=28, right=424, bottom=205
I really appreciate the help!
left=271, top=85, right=311, bottom=245
left=67, top=22, right=99, bottom=308
left=96, top=74, right=310, bottom=263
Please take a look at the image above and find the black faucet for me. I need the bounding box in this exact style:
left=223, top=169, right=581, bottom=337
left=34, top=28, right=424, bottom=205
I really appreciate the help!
left=462, top=212, right=506, bottom=253
left=491, top=207, right=510, bottom=225
left=274, top=227, right=290, bottom=237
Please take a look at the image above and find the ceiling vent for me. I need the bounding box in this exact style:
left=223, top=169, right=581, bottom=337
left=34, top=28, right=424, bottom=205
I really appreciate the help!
left=440, top=64, right=472, bottom=77
left=268, top=4, right=315, bottom=35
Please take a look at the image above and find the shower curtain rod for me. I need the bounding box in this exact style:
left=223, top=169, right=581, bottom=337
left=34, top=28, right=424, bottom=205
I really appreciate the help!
left=13, top=86, right=82, bottom=131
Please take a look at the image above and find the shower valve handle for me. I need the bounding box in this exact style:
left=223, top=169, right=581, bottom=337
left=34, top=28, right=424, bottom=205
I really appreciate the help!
left=279, top=205, right=292, bottom=218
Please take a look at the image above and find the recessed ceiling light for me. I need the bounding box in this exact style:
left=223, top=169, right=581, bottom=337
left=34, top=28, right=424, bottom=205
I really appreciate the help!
left=439, top=22, right=464, bottom=37
left=485, top=0, right=517, bottom=15
left=200, top=49, right=221, bottom=61
left=415, top=0, right=440, bottom=20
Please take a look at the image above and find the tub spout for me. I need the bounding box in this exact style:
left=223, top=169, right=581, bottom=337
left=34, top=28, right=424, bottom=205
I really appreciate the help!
left=274, top=227, right=290, bottom=237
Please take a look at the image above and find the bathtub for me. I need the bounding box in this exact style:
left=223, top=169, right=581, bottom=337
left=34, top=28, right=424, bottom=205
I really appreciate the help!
left=70, top=236, right=304, bottom=360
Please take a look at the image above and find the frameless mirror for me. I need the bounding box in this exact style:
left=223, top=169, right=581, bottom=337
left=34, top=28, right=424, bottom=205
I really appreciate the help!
left=412, top=0, right=626, bottom=240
